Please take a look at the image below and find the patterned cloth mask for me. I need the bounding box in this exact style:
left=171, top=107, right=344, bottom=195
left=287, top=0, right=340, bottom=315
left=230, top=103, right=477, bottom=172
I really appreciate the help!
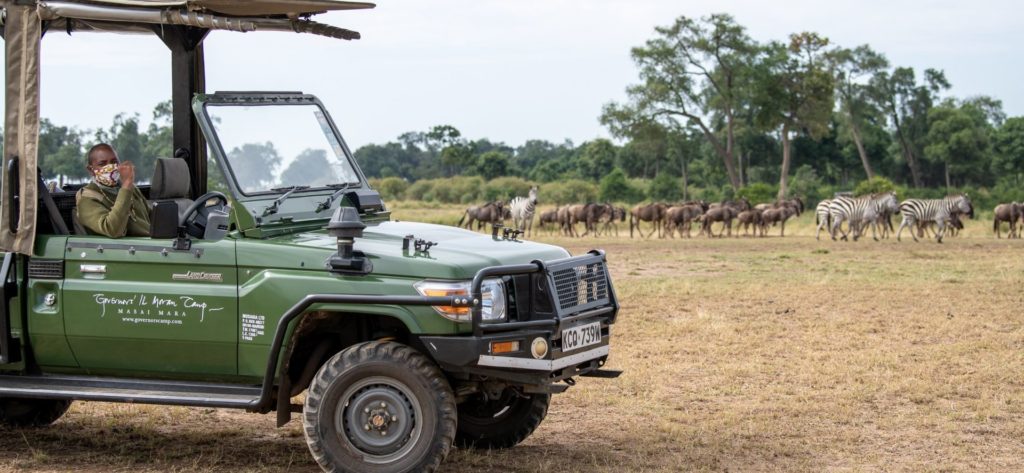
left=92, top=163, right=120, bottom=187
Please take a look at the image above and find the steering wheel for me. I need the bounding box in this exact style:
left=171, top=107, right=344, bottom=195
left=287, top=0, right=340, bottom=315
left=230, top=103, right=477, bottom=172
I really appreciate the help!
left=179, top=191, right=229, bottom=238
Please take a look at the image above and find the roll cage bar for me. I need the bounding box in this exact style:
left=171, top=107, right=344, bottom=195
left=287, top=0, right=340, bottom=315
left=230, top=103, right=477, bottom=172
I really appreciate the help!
left=0, top=0, right=375, bottom=254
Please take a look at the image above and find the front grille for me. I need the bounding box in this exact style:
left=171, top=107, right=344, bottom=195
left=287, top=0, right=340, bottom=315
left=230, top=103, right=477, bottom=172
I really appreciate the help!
left=28, top=259, right=63, bottom=279
left=544, top=253, right=612, bottom=317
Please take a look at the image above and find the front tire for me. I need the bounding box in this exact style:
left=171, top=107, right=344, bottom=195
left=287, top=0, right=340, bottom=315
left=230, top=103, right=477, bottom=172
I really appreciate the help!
left=302, top=341, right=456, bottom=473
left=455, top=390, right=550, bottom=449
left=0, top=398, right=71, bottom=427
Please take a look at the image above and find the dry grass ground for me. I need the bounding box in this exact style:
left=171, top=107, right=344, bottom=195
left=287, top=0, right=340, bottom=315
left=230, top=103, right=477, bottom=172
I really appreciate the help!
left=2, top=203, right=1023, bottom=472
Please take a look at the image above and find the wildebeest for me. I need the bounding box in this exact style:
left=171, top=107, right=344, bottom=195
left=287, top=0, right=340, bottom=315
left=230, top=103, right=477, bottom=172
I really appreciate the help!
left=736, top=208, right=764, bottom=237
left=597, top=206, right=627, bottom=237
left=556, top=205, right=576, bottom=236
left=993, top=202, right=1021, bottom=239
left=701, top=206, right=738, bottom=238
left=630, top=203, right=667, bottom=238
left=576, top=203, right=613, bottom=237
left=761, top=206, right=797, bottom=237
left=457, top=201, right=505, bottom=231
left=664, top=203, right=705, bottom=238
left=538, top=208, right=559, bottom=235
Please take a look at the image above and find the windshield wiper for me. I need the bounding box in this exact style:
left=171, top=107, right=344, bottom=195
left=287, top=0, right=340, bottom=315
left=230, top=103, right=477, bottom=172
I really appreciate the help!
left=262, top=186, right=309, bottom=216
left=315, top=183, right=358, bottom=213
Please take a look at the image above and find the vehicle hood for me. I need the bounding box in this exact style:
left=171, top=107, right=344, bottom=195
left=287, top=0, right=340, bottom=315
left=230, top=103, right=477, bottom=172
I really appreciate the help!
left=254, top=221, right=571, bottom=280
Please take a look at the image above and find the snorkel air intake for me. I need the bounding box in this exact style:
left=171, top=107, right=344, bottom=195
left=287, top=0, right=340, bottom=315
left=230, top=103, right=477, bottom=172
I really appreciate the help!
left=326, top=207, right=372, bottom=275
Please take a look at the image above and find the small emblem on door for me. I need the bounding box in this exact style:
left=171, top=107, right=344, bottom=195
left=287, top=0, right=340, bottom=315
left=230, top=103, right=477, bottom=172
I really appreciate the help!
left=172, top=271, right=223, bottom=283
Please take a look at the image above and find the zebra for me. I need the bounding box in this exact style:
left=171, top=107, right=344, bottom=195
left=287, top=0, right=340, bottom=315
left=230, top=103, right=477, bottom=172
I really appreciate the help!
left=509, top=186, right=538, bottom=237
left=815, top=199, right=832, bottom=240
left=829, top=192, right=899, bottom=241
left=896, top=194, right=973, bottom=243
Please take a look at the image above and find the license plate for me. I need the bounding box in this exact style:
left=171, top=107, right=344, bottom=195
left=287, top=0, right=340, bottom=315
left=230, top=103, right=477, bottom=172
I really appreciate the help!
left=561, top=321, right=602, bottom=353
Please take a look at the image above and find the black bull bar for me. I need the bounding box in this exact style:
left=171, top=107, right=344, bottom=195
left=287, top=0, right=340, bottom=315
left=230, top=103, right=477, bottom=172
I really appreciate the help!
left=255, top=250, right=618, bottom=412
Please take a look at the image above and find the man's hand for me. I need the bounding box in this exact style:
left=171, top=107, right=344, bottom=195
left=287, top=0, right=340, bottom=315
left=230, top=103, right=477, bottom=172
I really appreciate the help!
left=118, top=161, right=135, bottom=189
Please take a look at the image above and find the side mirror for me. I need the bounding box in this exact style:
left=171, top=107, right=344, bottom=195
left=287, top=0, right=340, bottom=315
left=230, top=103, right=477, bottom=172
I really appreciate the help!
left=201, top=207, right=230, bottom=241
left=150, top=201, right=179, bottom=239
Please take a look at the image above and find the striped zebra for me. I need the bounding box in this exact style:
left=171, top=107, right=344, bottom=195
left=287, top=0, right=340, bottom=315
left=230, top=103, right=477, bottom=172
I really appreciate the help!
left=509, top=186, right=538, bottom=237
left=815, top=199, right=832, bottom=240
left=896, top=194, right=973, bottom=243
left=829, top=192, right=899, bottom=241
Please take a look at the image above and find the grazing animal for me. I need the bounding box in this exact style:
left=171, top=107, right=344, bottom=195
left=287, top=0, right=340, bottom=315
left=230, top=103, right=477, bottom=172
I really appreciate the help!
left=993, top=202, right=1021, bottom=239
left=815, top=199, right=832, bottom=240
left=736, top=208, right=764, bottom=237
left=458, top=201, right=505, bottom=231
left=665, top=204, right=705, bottom=238
left=701, top=206, right=737, bottom=238
left=509, top=186, right=539, bottom=237
left=538, top=208, right=559, bottom=235
left=829, top=192, right=899, bottom=241
left=598, top=206, right=627, bottom=237
left=575, top=203, right=613, bottom=238
left=761, top=206, right=797, bottom=237
left=896, top=194, right=973, bottom=243
left=630, top=203, right=667, bottom=238
left=556, top=205, right=574, bottom=236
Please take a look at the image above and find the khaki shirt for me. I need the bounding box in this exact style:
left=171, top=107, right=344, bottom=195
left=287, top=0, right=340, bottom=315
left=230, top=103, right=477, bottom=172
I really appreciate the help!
left=76, top=182, right=151, bottom=238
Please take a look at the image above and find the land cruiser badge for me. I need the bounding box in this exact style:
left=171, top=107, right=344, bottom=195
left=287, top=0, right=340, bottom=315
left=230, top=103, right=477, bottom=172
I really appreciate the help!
left=172, top=271, right=223, bottom=283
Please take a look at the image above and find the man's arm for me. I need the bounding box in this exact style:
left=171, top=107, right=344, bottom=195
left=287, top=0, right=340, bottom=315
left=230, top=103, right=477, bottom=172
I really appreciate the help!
left=78, top=190, right=137, bottom=238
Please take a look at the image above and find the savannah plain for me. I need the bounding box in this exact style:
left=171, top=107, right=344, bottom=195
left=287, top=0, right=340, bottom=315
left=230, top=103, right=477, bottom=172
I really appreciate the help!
left=1, top=203, right=1022, bottom=472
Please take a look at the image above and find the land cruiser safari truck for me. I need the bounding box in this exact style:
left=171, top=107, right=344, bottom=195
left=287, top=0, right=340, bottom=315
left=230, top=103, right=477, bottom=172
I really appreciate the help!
left=0, top=1, right=620, bottom=472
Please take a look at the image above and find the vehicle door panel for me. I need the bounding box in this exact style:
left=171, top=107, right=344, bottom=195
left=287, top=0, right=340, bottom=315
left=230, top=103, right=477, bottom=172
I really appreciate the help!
left=62, top=236, right=238, bottom=376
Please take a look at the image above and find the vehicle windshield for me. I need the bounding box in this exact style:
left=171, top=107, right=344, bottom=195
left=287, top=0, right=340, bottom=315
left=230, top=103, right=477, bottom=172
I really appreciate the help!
left=206, top=103, right=360, bottom=194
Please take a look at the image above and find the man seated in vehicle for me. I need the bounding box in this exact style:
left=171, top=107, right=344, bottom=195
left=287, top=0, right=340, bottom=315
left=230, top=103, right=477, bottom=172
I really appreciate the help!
left=76, top=143, right=151, bottom=238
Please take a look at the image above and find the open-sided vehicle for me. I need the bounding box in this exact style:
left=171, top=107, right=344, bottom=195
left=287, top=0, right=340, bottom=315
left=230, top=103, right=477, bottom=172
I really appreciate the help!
left=0, top=2, right=620, bottom=472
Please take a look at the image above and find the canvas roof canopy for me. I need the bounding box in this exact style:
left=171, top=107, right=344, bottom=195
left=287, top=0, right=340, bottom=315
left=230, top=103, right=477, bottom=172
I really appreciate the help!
left=0, top=0, right=374, bottom=254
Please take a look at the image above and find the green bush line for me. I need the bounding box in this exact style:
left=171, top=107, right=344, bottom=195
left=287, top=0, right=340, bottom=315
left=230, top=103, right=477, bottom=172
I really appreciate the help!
left=372, top=175, right=1024, bottom=212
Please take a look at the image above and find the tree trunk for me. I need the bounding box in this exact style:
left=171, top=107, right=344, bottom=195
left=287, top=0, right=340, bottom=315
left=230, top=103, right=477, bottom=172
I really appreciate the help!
left=945, top=162, right=951, bottom=190
left=724, top=109, right=741, bottom=191
left=673, top=112, right=740, bottom=191
left=891, top=112, right=923, bottom=187
left=737, top=149, right=745, bottom=187
left=778, top=125, right=792, bottom=200
left=848, top=119, right=874, bottom=179
left=680, top=154, right=689, bottom=201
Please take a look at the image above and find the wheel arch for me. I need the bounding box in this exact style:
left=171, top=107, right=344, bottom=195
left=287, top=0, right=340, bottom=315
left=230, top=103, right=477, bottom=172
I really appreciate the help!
left=267, top=305, right=430, bottom=426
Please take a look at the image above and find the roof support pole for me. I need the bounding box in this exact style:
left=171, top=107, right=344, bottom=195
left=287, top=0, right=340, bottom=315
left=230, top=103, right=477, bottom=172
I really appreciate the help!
left=157, top=26, right=210, bottom=199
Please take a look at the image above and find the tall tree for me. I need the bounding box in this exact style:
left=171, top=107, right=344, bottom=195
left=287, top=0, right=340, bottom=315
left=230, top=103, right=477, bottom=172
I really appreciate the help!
left=992, top=117, right=1024, bottom=185
left=602, top=13, right=756, bottom=190
left=832, top=45, right=888, bottom=179
left=925, top=97, right=1001, bottom=188
left=869, top=67, right=949, bottom=187
left=754, top=32, right=835, bottom=199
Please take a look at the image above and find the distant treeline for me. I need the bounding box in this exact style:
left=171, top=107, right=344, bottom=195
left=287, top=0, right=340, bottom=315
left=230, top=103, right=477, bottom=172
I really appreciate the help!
left=356, top=13, right=1024, bottom=210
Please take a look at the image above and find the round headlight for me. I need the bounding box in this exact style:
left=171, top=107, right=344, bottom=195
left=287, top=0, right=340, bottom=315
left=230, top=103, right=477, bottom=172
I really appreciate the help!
left=480, top=279, right=506, bottom=322
left=531, top=337, right=548, bottom=359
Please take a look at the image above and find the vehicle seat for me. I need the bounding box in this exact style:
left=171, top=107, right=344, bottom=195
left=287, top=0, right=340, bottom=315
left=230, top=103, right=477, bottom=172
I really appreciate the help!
left=150, top=157, right=194, bottom=219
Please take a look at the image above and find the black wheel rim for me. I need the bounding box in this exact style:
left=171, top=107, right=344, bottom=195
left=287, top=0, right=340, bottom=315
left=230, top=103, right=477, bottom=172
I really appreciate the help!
left=336, top=376, right=422, bottom=464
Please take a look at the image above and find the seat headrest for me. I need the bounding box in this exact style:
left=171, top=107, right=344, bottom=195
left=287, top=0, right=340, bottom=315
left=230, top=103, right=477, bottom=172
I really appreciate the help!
left=151, top=158, right=191, bottom=200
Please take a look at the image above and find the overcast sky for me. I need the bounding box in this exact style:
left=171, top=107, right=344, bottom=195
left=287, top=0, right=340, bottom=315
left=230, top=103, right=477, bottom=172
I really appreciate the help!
left=33, top=0, right=1023, bottom=149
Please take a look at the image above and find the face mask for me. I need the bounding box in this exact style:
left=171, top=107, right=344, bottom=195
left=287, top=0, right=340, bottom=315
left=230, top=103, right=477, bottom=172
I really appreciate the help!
left=93, top=163, right=119, bottom=187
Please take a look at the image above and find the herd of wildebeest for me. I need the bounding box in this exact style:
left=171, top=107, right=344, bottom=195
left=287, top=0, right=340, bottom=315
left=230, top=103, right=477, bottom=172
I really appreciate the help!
left=455, top=186, right=1024, bottom=243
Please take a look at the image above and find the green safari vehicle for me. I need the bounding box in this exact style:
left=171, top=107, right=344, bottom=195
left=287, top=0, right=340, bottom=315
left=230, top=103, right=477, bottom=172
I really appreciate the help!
left=0, top=1, right=620, bottom=472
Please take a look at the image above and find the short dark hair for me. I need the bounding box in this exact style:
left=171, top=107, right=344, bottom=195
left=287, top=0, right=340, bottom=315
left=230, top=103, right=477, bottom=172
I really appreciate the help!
left=86, top=143, right=116, bottom=166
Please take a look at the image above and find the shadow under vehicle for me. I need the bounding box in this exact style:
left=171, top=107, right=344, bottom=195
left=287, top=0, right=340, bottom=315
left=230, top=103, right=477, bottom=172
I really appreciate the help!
left=0, top=1, right=620, bottom=472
